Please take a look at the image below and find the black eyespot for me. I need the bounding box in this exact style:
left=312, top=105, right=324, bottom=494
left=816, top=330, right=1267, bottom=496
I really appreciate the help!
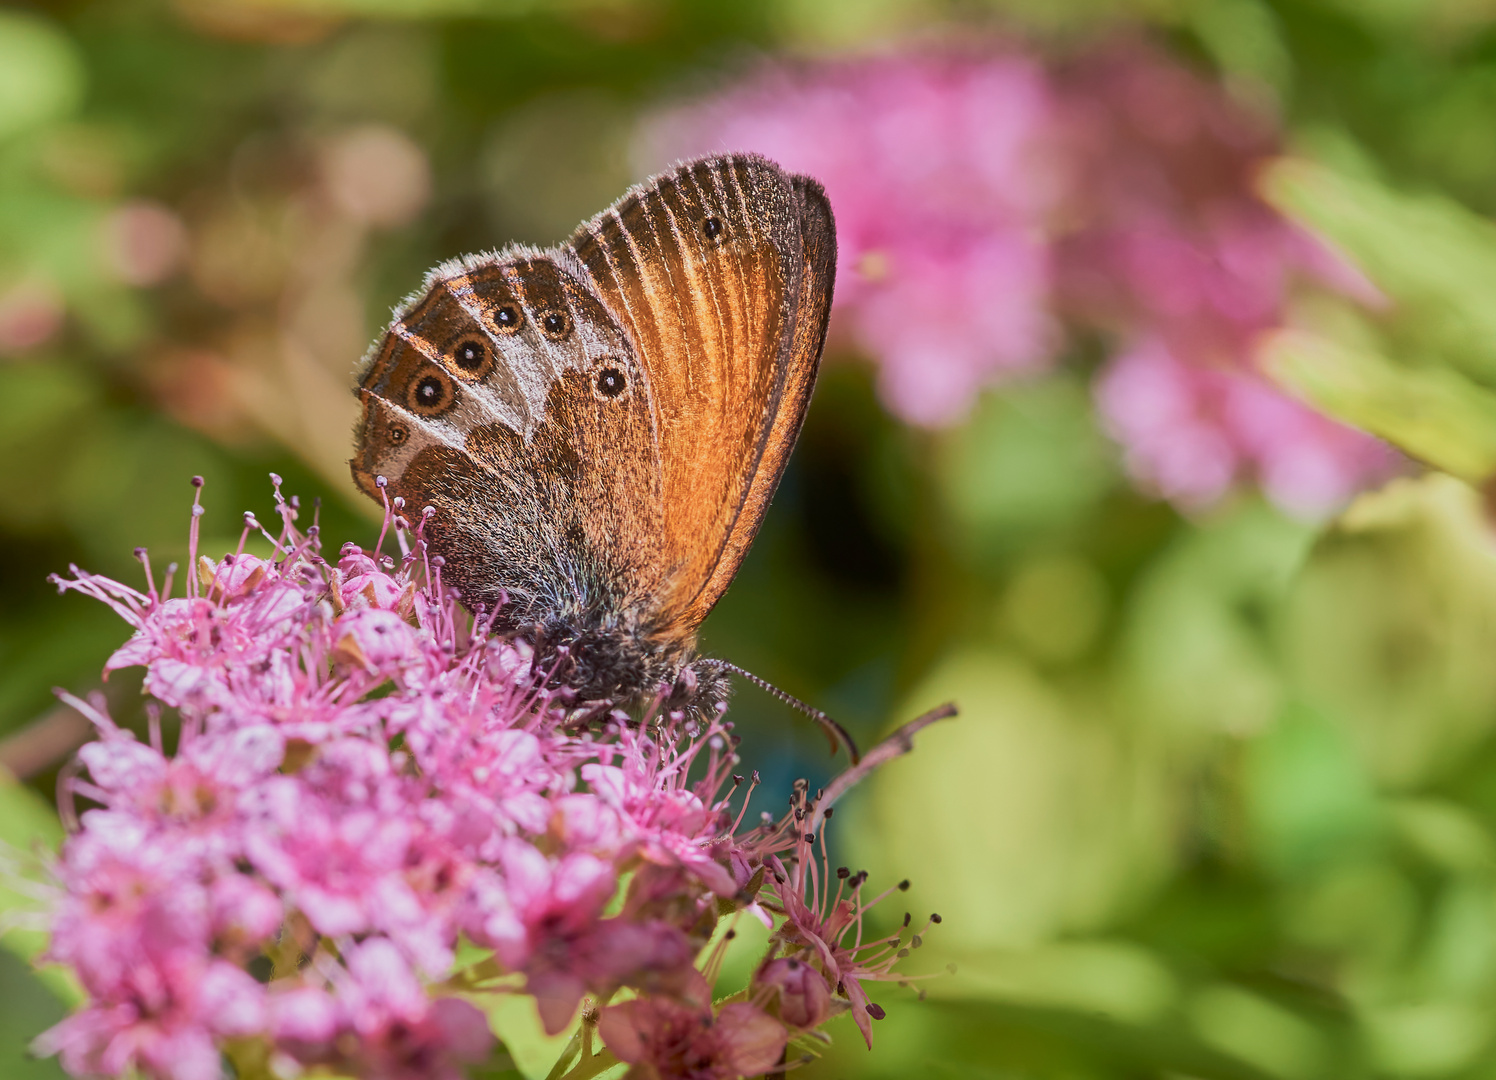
left=541, top=311, right=570, bottom=339
left=451, top=338, right=488, bottom=374
left=495, top=305, right=521, bottom=330
left=412, top=375, right=447, bottom=411
left=702, top=216, right=723, bottom=240
left=595, top=366, right=627, bottom=398
left=388, top=425, right=408, bottom=445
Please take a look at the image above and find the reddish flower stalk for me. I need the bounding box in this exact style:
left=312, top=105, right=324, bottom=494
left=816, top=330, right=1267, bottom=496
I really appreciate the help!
left=22, top=479, right=952, bottom=1080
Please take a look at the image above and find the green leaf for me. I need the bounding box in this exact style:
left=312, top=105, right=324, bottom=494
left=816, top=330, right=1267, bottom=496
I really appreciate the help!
left=1261, top=158, right=1496, bottom=390
left=0, top=13, right=84, bottom=141
left=1258, top=328, right=1496, bottom=480
left=0, top=765, right=79, bottom=1006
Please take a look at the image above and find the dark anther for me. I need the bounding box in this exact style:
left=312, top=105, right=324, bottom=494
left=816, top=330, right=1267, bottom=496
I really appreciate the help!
left=836, top=980, right=846, bottom=996
left=702, top=216, right=723, bottom=240
left=725, top=929, right=736, bottom=940
left=452, top=339, right=487, bottom=372
left=803, top=833, right=815, bottom=844
left=134, top=547, right=147, bottom=559
left=191, top=476, right=204, bottom=487
left=595, top=367, right=627, bottom=398
left=824, top=807, right=834, bottom=819
left=541, top=311, right=570, bottom=339
left=898, top=879, right=910, bottom=891
left=930, top=913, right=942, bottom=924
left=866, top=1003, right=886, bottom=1020
left=837, top=867, right=850, bottom=880
left=414, top=376, right=446, bottom=409
left=388, top=425, right=408, bottom=445
left=495, top=305, right=520, bottom=329
left=902, top=913, right=911, bottom=927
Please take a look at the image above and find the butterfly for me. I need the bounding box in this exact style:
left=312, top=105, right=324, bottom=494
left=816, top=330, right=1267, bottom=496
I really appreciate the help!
left=349, top=153, right=840, bottom=733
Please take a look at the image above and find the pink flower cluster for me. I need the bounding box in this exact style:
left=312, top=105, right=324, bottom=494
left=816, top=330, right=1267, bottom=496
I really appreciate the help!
left=641, top=41, right=1400, bottom=515
left=33, top=481, right=949, bottom=1080
left=1095, top=338, right=1399, bottom=514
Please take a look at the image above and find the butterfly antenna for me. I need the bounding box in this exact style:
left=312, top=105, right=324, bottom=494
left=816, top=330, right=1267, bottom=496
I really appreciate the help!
left=701, top=660, right=860, bottom=765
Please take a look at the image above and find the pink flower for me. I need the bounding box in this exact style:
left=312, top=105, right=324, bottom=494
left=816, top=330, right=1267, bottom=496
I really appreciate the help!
left=483, top=842, right=698, bottom=1033
left=599, top=974, right=787, bottom=1080
left=754, top=956, right=832, bottom=1029
left=268, top=941, right=493, bottom=1080
left=35, top=480, right=949, bottom=1079
left=33, top=961, right=265, bottom=1080
left=339, top=940, right=494, bottom=1080
left=745, top=785, right=940, bottom=1050
left=1096, top=338, right=1400, bottom=516
left=46, top=823, right=209, bottom=1002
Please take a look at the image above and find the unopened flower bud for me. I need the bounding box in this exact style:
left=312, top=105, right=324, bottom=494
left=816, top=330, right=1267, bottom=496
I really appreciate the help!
left=754, top=956, right=832, bottom=1028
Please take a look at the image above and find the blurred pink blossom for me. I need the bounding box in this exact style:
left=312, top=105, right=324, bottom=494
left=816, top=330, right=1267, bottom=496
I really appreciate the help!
left=1096, top=338, right=1400, bottom=515
left=0, top=277, right=64, bottom=354
left=321, top=125, right=432, bottom=229
left=100, top=201, right=188, bottom=287
left=643, top=56, right=1057, bottom=426
left=30, top=479, right=947, bottom=1080
left=641, top=43, right=1398, bottom=515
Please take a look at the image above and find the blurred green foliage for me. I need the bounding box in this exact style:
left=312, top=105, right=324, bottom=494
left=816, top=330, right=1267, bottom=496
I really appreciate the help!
left=9, top=1, right=1496, bottom=1078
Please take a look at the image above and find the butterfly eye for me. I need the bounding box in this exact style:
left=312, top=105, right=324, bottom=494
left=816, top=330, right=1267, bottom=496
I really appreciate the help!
left=408, top=372, right=455, bottom=416
left=541, top=311, right=571, bottom=340
left=450, top=337, right=490, bottom=376
left=494, top=305, right=521, bottom=331
left=702, top=216, right=723, bottom=240
left=595, top=366, right=627, bottom=399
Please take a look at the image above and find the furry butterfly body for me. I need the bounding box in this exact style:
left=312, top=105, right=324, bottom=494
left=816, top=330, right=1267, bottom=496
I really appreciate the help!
left=350, top=154, right=836, bottom=706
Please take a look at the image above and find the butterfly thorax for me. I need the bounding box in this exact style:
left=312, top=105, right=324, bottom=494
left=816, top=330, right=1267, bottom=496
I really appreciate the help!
left=451, top=560, right=707, bottom=708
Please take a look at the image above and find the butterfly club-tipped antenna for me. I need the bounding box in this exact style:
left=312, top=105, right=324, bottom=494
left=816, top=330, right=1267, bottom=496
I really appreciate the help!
left=700, top=660, right=861, bottom=765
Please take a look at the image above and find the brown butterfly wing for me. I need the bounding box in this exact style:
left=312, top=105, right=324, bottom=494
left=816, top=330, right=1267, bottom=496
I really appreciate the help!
left=351, top=153, right=834, bottom=684
left=567, top=154, right=836, bottom=638
left=352, top=250, right=667, bottom=624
